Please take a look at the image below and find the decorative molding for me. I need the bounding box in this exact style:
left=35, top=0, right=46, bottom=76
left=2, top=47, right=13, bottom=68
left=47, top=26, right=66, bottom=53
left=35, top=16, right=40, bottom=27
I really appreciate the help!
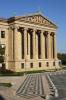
left=16, top=15, right=57, bottom=28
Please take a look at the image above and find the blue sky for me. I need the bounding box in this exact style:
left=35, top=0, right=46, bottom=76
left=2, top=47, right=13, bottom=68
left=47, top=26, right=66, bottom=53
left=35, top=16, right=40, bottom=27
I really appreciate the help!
left=0, top=0, right=66, bottom=53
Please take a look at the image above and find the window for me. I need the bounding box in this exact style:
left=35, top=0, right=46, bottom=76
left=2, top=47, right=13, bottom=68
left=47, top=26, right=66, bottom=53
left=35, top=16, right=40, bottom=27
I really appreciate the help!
left=39, top=62, right=41, bottom=67
left=53, top=62, right=55, bottom=66
left=21, top=63, right=24, bottom=69
left=46, top=62, right=49, bottom=67
left=30, top=63, right=33, bottom=68
left=1, top=31, right=5, bottom=38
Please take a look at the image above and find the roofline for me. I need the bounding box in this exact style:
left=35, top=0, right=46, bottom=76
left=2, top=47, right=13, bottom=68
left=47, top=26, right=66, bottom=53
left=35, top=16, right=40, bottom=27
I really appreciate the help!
left=0, top=12, right=58, bottom=28
left=11, top=12, right=58, bottom=28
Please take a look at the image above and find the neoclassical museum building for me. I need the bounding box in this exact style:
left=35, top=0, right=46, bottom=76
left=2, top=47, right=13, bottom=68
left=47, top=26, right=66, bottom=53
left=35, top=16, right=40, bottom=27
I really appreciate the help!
left=0, top=12, right=60, bottom=72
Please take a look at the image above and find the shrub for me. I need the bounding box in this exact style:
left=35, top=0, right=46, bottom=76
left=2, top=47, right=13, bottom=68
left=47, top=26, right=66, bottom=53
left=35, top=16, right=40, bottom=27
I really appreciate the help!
left=0, top=83, right=12, bottom=87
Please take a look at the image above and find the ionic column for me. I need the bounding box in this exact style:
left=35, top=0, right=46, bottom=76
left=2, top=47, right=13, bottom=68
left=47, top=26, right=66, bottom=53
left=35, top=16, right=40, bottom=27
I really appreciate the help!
left=50, top=33, right=53, bottom=58
left=27, top=31, right=30, bottom=59
left=44, top=31, right=48, bottom=59
left=47, top=32, right=51, bottom=59
left=14, top=27, right=18, bottom=60
left=41, top=30, right=45, bottom=59
left=36, top=31, right=38, bottom=59
left=33, top=29, right=36, bottom=59
left=10, top=27, right=14, bottom=60
left=24, top=28, right=27, bottom=59
left=54, top=33, right=57, bottom=59
left=21, top=30, right=23, bottom=59
left=8, top=27, right=15, bottom=70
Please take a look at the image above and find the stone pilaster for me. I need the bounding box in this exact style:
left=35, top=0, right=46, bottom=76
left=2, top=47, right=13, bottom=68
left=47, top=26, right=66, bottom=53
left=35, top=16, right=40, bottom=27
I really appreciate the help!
left=12, top=28, right=14, bottom=60
left=8, top=26, right=17, bottom=71
left=14, top=27, right=18, bottom=60
left=8, top=27, right=14, bottom=61
left=5, top=29, right=9, bottom=69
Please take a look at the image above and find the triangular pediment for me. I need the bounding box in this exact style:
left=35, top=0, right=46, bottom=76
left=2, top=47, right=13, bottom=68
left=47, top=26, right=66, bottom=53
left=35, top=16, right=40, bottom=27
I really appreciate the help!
left=15, top=13, right=57, bottom=28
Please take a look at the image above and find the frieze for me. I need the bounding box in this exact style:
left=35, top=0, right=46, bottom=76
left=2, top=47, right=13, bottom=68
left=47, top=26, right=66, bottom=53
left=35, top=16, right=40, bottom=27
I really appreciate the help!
left=17, top=15, right=57, bottom=28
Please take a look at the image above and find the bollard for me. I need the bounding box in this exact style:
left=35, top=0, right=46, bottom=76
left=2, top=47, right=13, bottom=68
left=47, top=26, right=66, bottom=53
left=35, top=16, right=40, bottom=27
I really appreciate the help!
left=46, top=74, right=59, bottom=98
left=45, top=95, right=50, bottom=100
left=55, top=89, right=58, bottom=97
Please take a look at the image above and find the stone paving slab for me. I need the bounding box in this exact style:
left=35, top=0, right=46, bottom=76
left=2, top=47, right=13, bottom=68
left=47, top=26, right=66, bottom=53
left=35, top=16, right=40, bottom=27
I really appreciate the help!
left=16, top=74, right=45, bottom=99
left=0, top=73, right=54, bottom=100
left=49, top=72, right=66, bottom=100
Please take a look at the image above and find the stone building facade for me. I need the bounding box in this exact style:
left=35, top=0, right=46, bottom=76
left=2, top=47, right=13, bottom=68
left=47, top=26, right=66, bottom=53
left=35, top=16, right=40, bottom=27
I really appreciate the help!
left=0, top=13, right=60, bottom=72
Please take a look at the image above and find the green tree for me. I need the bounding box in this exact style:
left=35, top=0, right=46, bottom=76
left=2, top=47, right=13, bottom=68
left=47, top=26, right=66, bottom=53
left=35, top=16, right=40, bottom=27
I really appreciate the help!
left=57, top=53, right=66, bottom=65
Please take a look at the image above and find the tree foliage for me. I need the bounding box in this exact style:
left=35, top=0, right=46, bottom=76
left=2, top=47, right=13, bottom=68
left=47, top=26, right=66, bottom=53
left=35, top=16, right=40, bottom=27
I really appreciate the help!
left=57, top=53, right=66, bottom=65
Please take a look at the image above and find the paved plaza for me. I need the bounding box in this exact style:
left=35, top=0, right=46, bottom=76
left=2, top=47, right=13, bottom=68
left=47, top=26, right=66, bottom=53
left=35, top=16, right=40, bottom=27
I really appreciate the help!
left=16, top=74, right=45, bottom=99
left=0, top=73, right=52, bottom=100
left=49, top=71, right=66, bottom=100
left=0, top=72, right=66, bottom=100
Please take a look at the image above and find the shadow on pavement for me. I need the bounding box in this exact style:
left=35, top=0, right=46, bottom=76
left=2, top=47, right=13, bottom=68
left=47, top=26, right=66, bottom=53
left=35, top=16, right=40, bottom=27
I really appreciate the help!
left=0, top=95, right=5, bottom=100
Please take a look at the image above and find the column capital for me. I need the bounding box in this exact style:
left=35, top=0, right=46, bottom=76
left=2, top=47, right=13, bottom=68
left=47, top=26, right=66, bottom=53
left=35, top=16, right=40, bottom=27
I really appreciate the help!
left=9, top=25, right=21, bottom=32
left=50, top=32, right=55, bottom=36
left=18, top=27, right=24, bottom=32
left=17, top=27, right=27, bottom=31
left=36, top=30, right=41, bottom=34
left=44, top=31, right=48, bottom=36
left=8, top=26, right=15, bottom=30
left=27, top=28, right=33, bottom=33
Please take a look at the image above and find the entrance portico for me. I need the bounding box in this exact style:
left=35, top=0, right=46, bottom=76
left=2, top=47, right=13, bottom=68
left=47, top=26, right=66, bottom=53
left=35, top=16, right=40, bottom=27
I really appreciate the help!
left=11, top=25, right=60, bottom=71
